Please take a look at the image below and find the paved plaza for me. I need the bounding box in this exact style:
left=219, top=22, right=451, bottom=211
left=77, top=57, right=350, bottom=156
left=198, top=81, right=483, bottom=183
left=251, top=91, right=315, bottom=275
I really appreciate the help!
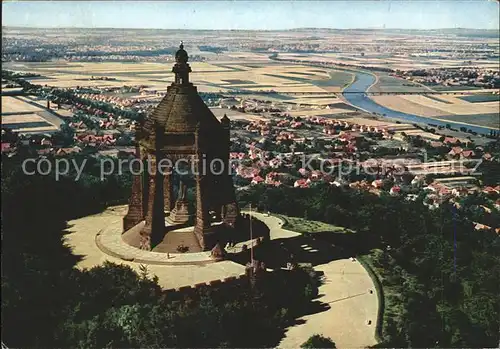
left=66, top=206, right=379, bottom=348
left=277, top=259, right=378, bottom=349
left=66, top=206, right=246, bottom=289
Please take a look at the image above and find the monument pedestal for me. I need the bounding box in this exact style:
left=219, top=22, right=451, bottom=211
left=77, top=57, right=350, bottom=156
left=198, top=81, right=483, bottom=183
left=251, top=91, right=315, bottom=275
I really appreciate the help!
left=166, top=200, right=191, bottom=224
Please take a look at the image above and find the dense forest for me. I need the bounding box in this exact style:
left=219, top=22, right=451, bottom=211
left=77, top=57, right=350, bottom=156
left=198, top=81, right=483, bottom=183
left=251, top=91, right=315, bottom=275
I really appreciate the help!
left=238, top=184, right=500, bottom=347
left=1, top=152, right=320, bottom=348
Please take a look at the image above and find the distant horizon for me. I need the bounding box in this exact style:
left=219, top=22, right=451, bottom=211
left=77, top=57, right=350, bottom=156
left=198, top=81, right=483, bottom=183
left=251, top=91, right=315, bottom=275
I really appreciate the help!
left=3, top=25, right=498, bottom=32
left=2, top=1, right=499, bottom=31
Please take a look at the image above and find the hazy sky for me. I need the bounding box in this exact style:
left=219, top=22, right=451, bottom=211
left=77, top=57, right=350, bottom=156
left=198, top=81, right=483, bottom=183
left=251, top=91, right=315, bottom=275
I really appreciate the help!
left=2, top=1, right=499, bottom=30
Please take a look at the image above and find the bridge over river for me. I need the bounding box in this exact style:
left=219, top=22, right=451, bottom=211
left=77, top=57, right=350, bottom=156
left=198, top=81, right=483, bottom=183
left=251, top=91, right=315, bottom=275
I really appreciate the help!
left=222, top=90, right=479, bottom=96
left=341, top=69, right=498, bottom=135
left=222, top=59, right=499, bottom=136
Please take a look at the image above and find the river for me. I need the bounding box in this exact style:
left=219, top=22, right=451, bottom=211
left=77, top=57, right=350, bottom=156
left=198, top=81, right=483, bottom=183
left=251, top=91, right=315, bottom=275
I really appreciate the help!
left=341, top=70, right=497, bottom=135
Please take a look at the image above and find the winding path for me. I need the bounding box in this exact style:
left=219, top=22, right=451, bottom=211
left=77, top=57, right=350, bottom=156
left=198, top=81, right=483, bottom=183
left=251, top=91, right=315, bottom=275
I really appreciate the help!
left=251, top=212, right=379, bottom=349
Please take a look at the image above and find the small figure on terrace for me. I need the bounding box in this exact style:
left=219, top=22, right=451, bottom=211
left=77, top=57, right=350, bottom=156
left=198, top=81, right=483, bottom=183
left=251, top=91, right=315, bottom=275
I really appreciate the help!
left=178, top=180, right=187, bottom=201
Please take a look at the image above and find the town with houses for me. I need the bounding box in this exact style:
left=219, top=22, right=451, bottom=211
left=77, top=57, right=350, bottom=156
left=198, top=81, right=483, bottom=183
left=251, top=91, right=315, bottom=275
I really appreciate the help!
left=2, top=73, right=499, bottom=233
left=1, top=11, right=499, bottom=348
left=395, top=67, right=500, bottom=89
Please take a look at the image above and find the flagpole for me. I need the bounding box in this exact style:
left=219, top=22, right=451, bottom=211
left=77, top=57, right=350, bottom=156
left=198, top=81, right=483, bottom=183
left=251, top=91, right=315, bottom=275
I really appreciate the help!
left=249, top=203, right=254, bottom=265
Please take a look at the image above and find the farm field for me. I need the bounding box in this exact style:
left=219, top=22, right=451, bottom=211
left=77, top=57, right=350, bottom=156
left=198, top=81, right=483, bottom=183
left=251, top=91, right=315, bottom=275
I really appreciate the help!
left=429, top=85, right=484, bottom=91
left=403, top=129, right=443, bottom=140
left=262, top=69, right=354, bottom=92
left=318, top=71, right=355, bottom=91
left=4, top=58, right=497, bottom=126
left=371, top=95, right=454, bottom=117
left=2, top=120, right=53, bottom=130
left=458, top=93, right=500, bottom=103
left=400, top=94, right=499, bottom=115
left=226, top=52, right=274, bottom=61
left=209, top=107, right=267, bottom=122
left=1, top=95, right=44, bottom=113
left=278, top=52, right=500, bottom=71
left=371, top=93, right=500, bottom=129
left=2, top=113, right=48, bottom=124
left=431, top=113, right=500, bottom=129
left=288, top=108, right=357, bottom=118
left=421, top=95, right=453, bottom=104
left=1, top=96, right=62, bottom=133
left=290, top=99, right=338, bottom=106
left=368, top=74, right=429, bottom=93
left=4, top=61, right=354, bottom=96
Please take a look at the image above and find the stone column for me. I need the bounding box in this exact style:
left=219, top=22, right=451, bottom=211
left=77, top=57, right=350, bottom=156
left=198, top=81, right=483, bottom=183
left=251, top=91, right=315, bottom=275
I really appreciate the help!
left=123, top=173, right=144, bottom=232
left=141, top=150, right=150, bottom=217
left=140, top=154, right=165, bottom=250
left=123, top=146, right=144, bottom=232
left=140, top=175, right=155, bottom=250
left=194, top=173, right=211, bottom=250
left=151, top=165, right=165, bottom=247
left=219, top=115, right=239, bottom=225
left=164, top=170, right=173, bottom=213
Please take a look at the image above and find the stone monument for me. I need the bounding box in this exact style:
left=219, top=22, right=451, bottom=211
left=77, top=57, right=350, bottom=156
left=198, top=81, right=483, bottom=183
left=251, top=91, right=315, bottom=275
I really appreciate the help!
left=123, top=42, right=240, bottom=251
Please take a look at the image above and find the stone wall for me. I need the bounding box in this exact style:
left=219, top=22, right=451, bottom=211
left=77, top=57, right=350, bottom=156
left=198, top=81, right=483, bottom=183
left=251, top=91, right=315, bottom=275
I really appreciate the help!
left=163, top=274, right=251, bottom=299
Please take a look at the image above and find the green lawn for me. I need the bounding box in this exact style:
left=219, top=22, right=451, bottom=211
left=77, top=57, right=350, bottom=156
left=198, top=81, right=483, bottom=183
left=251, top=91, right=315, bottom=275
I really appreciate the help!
left=356, top=253, right=385, bottom=343
left=274, top=214, right=351, bottom=234
left=432, top=113, right=500, bottom=129
left=458, top=93, right=500, bottom=103
left=358, top=251, right=405, bottom=345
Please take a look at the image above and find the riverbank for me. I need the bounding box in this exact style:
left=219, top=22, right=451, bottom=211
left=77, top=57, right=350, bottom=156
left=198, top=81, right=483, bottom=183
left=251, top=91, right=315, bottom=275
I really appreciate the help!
left=269, top=56, right=498, bottom=135
left=341, top=70, right=497, bottom=135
